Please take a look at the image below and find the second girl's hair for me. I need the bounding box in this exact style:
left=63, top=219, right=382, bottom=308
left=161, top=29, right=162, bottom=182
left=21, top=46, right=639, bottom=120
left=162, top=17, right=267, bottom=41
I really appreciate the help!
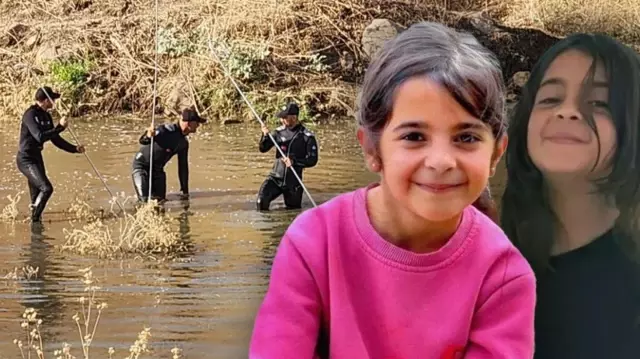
left=357, top=21, right=507, bottom=221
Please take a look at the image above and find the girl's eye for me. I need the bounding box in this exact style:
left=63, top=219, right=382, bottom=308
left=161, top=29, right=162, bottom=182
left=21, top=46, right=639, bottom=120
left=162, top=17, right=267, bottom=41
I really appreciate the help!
left=538, top=97, right=560, bottom=105
left=456, top=133, right=481, bottom=144
left=402, top=132, right=425, bottom=142
left=588, top=100, right=609, bottom=109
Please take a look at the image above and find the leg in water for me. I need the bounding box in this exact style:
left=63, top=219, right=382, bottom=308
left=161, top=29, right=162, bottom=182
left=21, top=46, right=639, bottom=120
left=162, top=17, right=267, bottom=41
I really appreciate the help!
left=17, top=156, right=53, bottom=222
left=150, top=170, right=167, bottom=202
left=132, top=168, right=150, bottom=202
left=256, top=177, right=284, bottom=211
left=283, top=184, right=303, bottom=209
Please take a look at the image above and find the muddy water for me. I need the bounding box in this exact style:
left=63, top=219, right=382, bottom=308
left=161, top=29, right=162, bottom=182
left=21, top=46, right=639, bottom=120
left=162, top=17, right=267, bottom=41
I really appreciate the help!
left=0, top=117, right=505, bottom=358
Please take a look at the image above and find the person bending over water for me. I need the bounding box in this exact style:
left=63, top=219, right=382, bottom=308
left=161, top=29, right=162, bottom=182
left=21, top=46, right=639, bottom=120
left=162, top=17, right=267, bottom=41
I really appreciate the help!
left=131, top=108, right=205, bottom=203
left=16, top=86, right=85, bottom=223
left=250, top=21, right=536, bottom=359
left=501, top=33, right=640, bottom=359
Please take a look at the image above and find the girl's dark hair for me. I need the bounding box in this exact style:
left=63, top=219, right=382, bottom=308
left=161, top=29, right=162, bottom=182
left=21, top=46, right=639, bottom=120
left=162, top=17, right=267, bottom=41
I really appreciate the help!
left=357, top=21, right=507, bottom=222
left=500, top=33, right=640, bottom=274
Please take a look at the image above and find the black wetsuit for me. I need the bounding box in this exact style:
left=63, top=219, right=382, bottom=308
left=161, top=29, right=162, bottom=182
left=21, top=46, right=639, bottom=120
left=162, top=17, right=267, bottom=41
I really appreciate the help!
left=131, top=123, right=189, bottom=202
left=16, top=104, right=78, bottom=221
left=257, top=124, right=318, bottom=211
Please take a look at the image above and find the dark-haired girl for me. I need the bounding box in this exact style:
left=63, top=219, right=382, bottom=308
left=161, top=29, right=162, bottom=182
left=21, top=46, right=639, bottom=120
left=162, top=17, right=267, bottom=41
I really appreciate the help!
left=250, top=21, right=536, bottom=359
left=501, top=33, right=640, bottom=358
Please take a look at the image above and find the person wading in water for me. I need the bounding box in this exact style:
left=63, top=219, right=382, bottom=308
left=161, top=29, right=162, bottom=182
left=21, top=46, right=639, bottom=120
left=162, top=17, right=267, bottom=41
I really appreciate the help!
left=256, top=102, right=319, bottom=211
left=131, top=108, right=205, bottom=203
left=16, top=86, right=85, bottom=223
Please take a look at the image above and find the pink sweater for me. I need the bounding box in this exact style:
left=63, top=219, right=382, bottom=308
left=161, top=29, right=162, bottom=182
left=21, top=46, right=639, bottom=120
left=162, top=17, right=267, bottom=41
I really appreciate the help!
left=250, top=186, right=536, bottom=359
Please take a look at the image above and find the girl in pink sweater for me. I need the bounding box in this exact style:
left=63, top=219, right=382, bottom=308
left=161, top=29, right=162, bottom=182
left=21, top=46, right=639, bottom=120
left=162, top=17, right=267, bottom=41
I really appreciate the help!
left=250, top=21, right=536, bottom=359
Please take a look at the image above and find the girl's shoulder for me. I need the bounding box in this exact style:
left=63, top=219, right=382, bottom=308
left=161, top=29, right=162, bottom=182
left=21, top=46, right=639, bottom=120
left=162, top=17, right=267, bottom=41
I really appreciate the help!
left=283, top=187, right=365, bottom=252
left=466, top=205, right=535, bottom=281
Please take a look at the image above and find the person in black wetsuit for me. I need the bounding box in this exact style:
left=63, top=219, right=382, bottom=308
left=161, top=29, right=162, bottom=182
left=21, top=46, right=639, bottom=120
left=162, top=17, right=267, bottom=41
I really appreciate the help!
left=131, top=108, right=206, bottom=203
left=257, top=102, right=318, bottom=211
left=501, top=33, right=640, bottom=359
left=16, top=86, right=85, bottom=222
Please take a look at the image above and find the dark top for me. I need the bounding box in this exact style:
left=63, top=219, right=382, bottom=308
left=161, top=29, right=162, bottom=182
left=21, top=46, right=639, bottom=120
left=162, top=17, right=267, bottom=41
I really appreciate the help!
left=132, top=123, right=189, bottom=194
left=534, top=229, right=640, bottom=359
left=17, top=104, right=78, bottom=157
left=259, top=123, right=318, bottom=186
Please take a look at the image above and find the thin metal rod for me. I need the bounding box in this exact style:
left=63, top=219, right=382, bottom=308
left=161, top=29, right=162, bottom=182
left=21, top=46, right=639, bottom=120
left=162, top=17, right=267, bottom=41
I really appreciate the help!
left=148, top=0, right=160, bottom=200
left=206, top=39, right=317, bottom=208
left=40, top=88, right=125, bottom=213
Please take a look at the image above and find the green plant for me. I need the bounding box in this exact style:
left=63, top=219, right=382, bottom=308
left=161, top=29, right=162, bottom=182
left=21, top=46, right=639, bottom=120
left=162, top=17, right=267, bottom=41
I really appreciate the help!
left=158, top=27, right=196, bottom=57
left=211, top=40, right=270, bottom=80
left=48, top=58, right=93, bottom=106
left=304, top=54, right=330, bottom=73
left=49, top=59, right=92, bottom=88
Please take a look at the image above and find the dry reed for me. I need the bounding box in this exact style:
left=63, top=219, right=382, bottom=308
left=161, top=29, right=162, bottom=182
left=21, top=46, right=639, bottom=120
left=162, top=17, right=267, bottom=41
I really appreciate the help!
left=1, top=191, right=23, bottom=222
left=3, top=265, right=39, bottom=282
left=0, top=0, right=499, bottom=122
left=12, top=267, right=183, bottom=358
left=61, top=199, right=186, bottom=259
left=2, top=0, right=638, bottom=123
left=502, top=0, right=640, bottom=44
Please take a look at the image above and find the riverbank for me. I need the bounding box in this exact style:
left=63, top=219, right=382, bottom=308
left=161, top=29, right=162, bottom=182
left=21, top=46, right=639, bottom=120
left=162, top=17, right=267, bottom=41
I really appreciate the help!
left=1, top=0, right=638, bottom=123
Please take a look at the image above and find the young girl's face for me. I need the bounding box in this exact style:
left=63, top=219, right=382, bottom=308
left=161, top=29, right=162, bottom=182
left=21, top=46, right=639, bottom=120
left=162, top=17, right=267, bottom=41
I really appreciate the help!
left=371, top=77, right=504, bottom=222
left=527, top=49, right=616, bottom=179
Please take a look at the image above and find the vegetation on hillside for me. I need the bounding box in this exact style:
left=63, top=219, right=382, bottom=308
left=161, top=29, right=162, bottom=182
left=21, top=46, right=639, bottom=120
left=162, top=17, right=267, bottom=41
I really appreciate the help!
left=0, top=0, right=637, bottom=123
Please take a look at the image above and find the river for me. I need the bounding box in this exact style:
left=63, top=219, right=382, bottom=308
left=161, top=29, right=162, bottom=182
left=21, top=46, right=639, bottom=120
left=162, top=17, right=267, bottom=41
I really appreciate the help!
left=0, top=117, right=505, bottom=358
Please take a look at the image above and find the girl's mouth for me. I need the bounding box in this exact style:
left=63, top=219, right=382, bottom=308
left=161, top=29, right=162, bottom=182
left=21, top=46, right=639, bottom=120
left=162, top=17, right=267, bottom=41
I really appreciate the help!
left=416, top=182, right=466, bottom=193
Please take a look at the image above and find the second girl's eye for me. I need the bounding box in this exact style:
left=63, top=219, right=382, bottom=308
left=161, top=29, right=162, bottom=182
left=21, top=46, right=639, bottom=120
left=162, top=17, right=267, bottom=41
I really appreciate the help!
left=456, top=133, right=481, bottom=144
left=537, top=97, right=560, bottom=105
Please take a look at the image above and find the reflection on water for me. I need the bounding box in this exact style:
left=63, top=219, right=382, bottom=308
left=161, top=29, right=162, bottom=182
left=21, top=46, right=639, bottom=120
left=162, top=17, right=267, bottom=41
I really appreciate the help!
left=0, top=118, right=505, bottom=357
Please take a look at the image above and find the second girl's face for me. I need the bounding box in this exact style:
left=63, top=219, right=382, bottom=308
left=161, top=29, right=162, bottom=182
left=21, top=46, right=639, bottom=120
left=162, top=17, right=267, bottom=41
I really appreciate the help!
left=527, top=49, right=616, bottom=179
left=370, top=77, right=505, bottom=222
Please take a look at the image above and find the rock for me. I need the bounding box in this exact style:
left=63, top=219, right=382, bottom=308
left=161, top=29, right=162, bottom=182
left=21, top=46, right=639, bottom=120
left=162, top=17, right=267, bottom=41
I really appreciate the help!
left=511, top=71, right=530, bottom=88
left=164, top=82, right=191, bottom=116
left=222, top=118, right=242, bottom=125
left=35, top=44, right=61, bottom=66
left=0, top=23, right=29, bottom=47
left=24, top=33, right=40, bottom=49
left=361, top=19, right=403, bottom=59
left=468, top=13, right=497, bottom=35
left=455, top=18, right=559, bottom=81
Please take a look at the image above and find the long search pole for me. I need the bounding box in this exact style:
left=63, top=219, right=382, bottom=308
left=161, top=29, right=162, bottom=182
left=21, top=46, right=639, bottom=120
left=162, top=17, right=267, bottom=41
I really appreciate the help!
left=148, top=0, right=160, bottom=200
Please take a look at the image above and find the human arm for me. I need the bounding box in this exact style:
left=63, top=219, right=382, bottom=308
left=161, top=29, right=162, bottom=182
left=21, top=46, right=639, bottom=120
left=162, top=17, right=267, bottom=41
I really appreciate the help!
left=177, top=143, right=189, bottom=195
left=51, top=134, right=80, bottom=153
left=23, top=111, right=65, bottom=144
left=464, top=272, right=536, bottom=359
left=259, top=125, right=277, bottom=153
left=249, top=234, right=322, bottom=358
left=139, top=125, right=160, bottom=145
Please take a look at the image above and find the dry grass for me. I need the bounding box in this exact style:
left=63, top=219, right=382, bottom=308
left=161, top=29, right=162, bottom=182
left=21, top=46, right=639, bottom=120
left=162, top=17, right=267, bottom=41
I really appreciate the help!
left=0, top=0, right=637, bottom=122
left=1, top=191, right=23, bottom=222
left=0, top=0, right=491, bottom=122
left=61, top=199, right=187, bottom=260
left=501, top=0, right=640, bottom=44
left=12, top=267, right=183, bottom=359
left=3, top=265, right=39, bottom=282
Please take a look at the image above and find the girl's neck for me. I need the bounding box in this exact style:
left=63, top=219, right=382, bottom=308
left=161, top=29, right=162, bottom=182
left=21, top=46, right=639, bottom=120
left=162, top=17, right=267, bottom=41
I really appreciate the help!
left=547, top=177, right=619, bottom=254
left=366, top=184, right=462, bottom=253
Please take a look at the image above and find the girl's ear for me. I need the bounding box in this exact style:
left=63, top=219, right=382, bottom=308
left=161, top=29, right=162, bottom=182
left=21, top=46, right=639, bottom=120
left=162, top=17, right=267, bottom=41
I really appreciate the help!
left=490, top=134, right=508, bottom=177
left=357, top=127, right=382, bottom=173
